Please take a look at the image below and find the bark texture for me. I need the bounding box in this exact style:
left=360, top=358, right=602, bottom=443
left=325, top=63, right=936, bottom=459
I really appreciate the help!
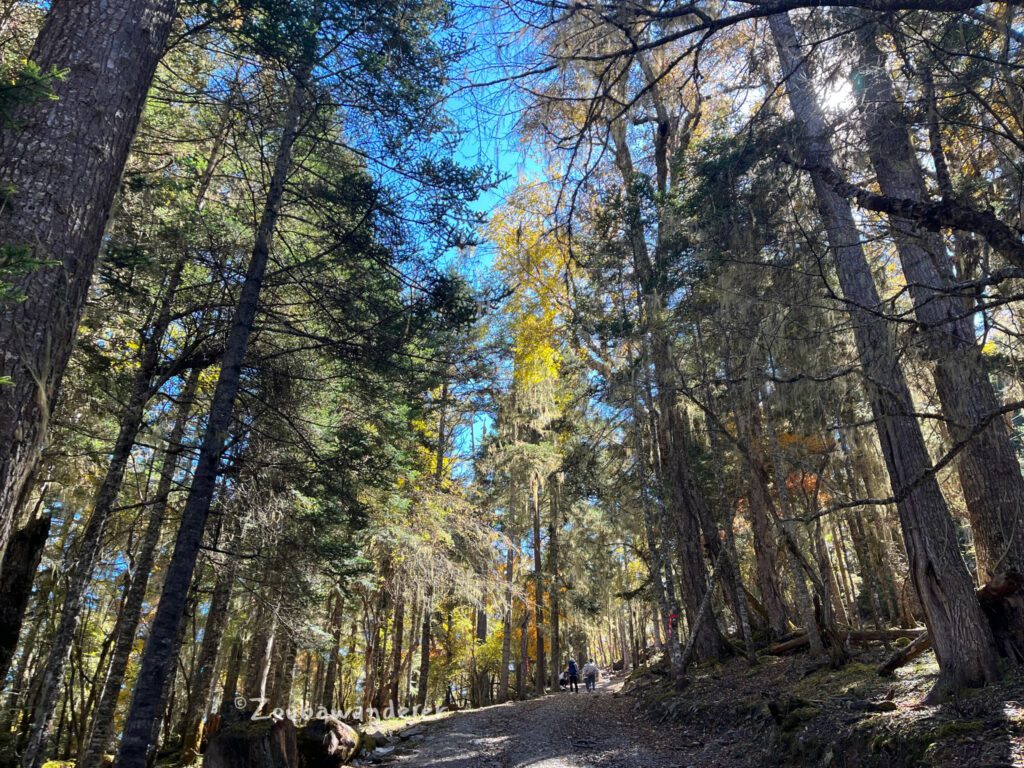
left=770, top=11, right=1000, bottom=695
left=0, top=0, right=177, bottom=563
left=851, top=18, right=1024, bottom=578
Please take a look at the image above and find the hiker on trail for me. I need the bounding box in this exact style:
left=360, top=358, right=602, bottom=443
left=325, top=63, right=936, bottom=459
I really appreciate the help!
left=582, top=660, right=599, bottom=692
left=567, top=658, right=579, bottom=693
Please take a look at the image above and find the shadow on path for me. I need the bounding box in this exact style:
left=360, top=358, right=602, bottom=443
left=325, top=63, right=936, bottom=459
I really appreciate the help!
left=389, top=677, right=684, bottom=768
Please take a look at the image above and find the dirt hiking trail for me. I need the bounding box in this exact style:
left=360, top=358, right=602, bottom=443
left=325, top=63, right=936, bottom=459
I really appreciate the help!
left=390, top=679, right=688, bottom=768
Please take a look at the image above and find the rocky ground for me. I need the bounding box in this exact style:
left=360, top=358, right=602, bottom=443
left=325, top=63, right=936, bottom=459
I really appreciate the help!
left=365, top=650, right=1024, bottom=768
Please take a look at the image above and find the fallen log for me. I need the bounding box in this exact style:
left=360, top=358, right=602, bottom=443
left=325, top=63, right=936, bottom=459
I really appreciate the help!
left=877, top=632, right=932, bottom=677
left=765, top=628, right=926, bottom=657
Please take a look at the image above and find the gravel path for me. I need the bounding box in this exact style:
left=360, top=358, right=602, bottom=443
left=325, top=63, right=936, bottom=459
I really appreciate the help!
left=390, top=679, right=686, bottom=768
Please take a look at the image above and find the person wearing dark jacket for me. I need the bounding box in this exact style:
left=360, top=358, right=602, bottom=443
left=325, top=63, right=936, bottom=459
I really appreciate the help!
left=566, top=658, right=579, bottom=693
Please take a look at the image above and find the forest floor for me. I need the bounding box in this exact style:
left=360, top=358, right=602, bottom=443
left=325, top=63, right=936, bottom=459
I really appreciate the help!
left=368, top=649, right=1024, bottom=767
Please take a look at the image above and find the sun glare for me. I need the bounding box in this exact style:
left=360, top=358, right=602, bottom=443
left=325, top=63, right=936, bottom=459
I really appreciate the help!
left=820, top=78, right=855, bottom=112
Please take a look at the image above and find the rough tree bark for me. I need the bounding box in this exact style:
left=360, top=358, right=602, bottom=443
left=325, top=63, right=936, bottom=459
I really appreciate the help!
left=0, top=0, right=177, bottom=564
left=851, top=18, right=1024, bottom=578
left=770, top=11, right=1000, bottom=697
left=320, top=594, right=343, bottom=712
left=631, top=367, right=685, bottom=682
left=744, top=427, right=791, bottom=638
left=387, top=595, right=405, bottom=711
left=416, top=584, right=433, bottom=709
left=609, top=83, right=728, bottom=662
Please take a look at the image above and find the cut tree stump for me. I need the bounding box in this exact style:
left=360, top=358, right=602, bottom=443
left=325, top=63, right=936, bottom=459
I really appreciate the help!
left=297, top=717, right=360, bottom=768
left=204, top=717, right=298, bottom=768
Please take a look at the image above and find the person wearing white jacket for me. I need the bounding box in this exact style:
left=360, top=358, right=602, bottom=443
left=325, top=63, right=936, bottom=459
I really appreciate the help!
left=582, top=660, right=600, bottom=692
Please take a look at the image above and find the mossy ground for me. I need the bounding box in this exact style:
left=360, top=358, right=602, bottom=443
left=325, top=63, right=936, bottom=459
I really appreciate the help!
left=625, top=647, right=1024, bottom=767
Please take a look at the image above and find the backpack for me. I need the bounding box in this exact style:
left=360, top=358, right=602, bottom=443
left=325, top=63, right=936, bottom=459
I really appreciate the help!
left=568, top=660, right=578, bottom=676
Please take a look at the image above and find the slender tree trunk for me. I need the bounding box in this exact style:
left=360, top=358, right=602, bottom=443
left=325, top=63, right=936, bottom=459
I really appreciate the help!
left=219, top=637, right=243, bottom=719
left=610, top=121, right=726, bottom=662
left=114, top=63, right=313, bottom=767
left=321, top=594, right=343, bottom=711
left=474, top=607, right=488, bottom=706
left=531, top=474, right=545, bottom=694
left=618, top=611, right=632, bottom=670
left=517, top=611, right=528, bottom=700
left=21, top=254, right=188, bottom=768
left=852, top=18, right=1024, bottom=578
left=416, top=586, right=433, bottom=710
left=548, top=476, right=561, bottom=690
left=178, top=515, right=242, bottom=765
left=763, top=398, right=828, bottom=657
left=740, top=407, right=790, bottom=638
left=1, top=513, right=73, bottom=736
left=78, top=365, right=201, bottom=768
left=270, top=634, right=296, bottom=711
left=498, top=548, right=513, bottom=703
left=770, top=11, right=1000, bottom=696
left=387, top=595, right=405, bottom=712
left=0, top=0, right=177, bottom=562
left=831, top=518, right=858, bottom=625
left=633, top=387, right=684, bottom=682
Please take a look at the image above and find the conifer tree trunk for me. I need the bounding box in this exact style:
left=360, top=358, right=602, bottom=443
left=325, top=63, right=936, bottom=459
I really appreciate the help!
left=415, top=378, right=450, bottom=710
left=472, top=608, right=488, bottom=705
left=736, top=399, right=790, bottom=639
left=78, top=365, right=201, bottom=768
left=219, top=638, right=244, bottom=717
left=114, top=63, right=312, bottom=767
left=416, top=585, right=434, bottom=709
left=498, top=549, right=513, bottom=703
left=21, top=253, right=188, bottom=768
left=531, top=474, right=546, bottom=694
left=547, top=478, right=561, bottom=690
left=178, top=515, right=243, bottom=765
left=387, top=595, right=405, bottom=711
left=630, top=369, right=685, bottom=682
left=517, top=611, right=529, bottom=700
left=0, top=0, right=177, bottom=562
left=320, top=595, right=343, bottom=711
left=270, top=634, right=296, bottom=710
left=770, top=11, right=999, bottom=696
left=763, top=399, right=828, bottom=656
left=851, top=18, right=1024, bottom=578
left=610, top=121, right=727, bottom=661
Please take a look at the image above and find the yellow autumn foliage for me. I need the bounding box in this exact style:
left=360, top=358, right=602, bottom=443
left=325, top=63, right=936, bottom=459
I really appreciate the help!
left=489, top=184, right=569, bottom=391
